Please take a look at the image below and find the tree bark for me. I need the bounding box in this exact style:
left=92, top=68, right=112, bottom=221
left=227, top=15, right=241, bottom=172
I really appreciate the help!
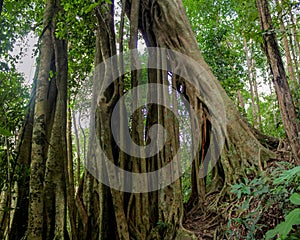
left=43, top=23, right=68, bottom=239
left=80, top=6, right=119, bottom=240
left=252, top=59, right=262, bottom=130
left=9, top=48, right=58, bottom=240
left=66, top=108, right=78, bottom=240
left=25, top=0, right=69, bottom=238
left=288, top=33, right=300, bottom=86
left=78, top=109, right=87, bottom=164
left=72, top=111, right=81, bottom=185
left=81, top=0, right=276, bottom=239
left=27, top=0, right=56, bottom=237
left=275, top=0, right=297, bottom=86
left=237, top=89, right=245, bottom=114
left=256, top=0, right=300, bottom=164
left=137, top=0, right=274, bottom=193
left=243, top=37, right=258, bottom=128
left=288, top=3, right=300, bottom=62
left=9, top=88, right=35, bottom=240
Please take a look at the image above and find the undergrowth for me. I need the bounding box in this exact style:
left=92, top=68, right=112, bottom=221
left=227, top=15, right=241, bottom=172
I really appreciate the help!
left=226, top=161, right=300, bottom=239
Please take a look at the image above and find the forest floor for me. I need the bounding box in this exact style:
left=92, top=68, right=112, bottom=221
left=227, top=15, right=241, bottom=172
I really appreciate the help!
left=183, top=141, right=295, bottom=239
left=183, top=195, right=226, bottom=239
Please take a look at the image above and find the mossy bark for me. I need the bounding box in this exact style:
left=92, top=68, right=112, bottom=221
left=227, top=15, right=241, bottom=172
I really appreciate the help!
left=27, top=0, right=56, bottom=237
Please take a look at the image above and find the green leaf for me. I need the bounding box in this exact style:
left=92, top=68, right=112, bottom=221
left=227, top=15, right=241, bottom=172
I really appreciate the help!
left=274, top=166, right=300, bottom=185
left=265, top=208, right=300, bottom=239
left=0, top=127, right=12, bottom=137
left=5, top=1, right=13, bottom=13
left=238, top=191, right=241, bottom=199
left=265, top=228, right=278, bottom=240
left=84, top=2, right=101, bottom=14
left=253, top=185, right=269, bottom=196
left=290, top=193, right=300, bottom=205
left=244, top=186, right=251, bottom=195
left=64, top=3, right=71, bottom=11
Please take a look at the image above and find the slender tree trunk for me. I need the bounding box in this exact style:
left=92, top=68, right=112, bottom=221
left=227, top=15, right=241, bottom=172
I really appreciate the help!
left=75, top=174, right=88, bottom=239
left=267, top=71, right=278, bottom=127
left=252, top=59, right=262, bottom=130
left=289, top=12, right=300, bottom=84
left=288, top=5, right=300, bottom=54
left=5, top=129, right=11, bottom=238
left=288, top=33, right=300, bottom=86
left=66, top=107, right=78, bottom=240
left=95, top=3, right=130, bottom=239
left=11, top=56, right=58, bottom=240
left=27, top=0, right=56, bottom=237
left=243, top=37, right=258, bottom=127
left=237, top=90, right=245, bottom=113
left=275, top=0, right=296, bottom=83
left=80, top=7, right=118, bottom=240
left=72, top=112, right=81, bottom=184
left=0, top=190, right=8, bottom=239
left=127, top=1, right=151, bottom=238
left=256, top=0, right=300, bottom=164
left=9, top=84, right=35, bottom=240
left=78, top=109, right=87, bottom=163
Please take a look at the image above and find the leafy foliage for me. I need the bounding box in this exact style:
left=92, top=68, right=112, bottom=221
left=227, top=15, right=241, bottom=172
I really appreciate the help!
left=227, top=162, right=300, bottom=239
left=0, top=0, right=43, bottom=69
left=182, top=0, right=295, bottom=138
left=265, top=167, right=300, bottom=239
left=0, top=69, right=30, bottom=190
left=183, top=0, right=246, bottom=99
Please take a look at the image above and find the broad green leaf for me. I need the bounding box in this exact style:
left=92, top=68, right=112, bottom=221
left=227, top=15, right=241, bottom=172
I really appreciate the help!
left=290, top=193, right=300, bottom=205
left=265, top=228, right=278, bottom=240
left=266, top=208, right=300, bottom=239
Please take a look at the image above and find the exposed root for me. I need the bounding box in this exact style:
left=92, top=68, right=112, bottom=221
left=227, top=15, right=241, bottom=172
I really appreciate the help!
left=183, top=143, right=295, bottom=239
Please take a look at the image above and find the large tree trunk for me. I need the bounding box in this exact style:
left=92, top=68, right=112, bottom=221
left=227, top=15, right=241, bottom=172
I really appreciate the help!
left=80, top=6, right=119, bottom=240
left=22, top=0, right=68, bottom=239
left=80, top=0, right=275, bottom=239
left=43, top=25, right=68, bottom=239
left=137, top=0, right=274, bottom=196
left=256, top=0, right=300, bottom=164
left=27, top=0, right=56, bottom=237
left=81, top=1, right=195, bottom=239
left=9, top=50, right=58, bottom=240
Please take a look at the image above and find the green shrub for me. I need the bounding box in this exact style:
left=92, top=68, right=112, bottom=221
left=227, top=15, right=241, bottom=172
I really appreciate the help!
left=226, top=163, right=300, bottom=239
